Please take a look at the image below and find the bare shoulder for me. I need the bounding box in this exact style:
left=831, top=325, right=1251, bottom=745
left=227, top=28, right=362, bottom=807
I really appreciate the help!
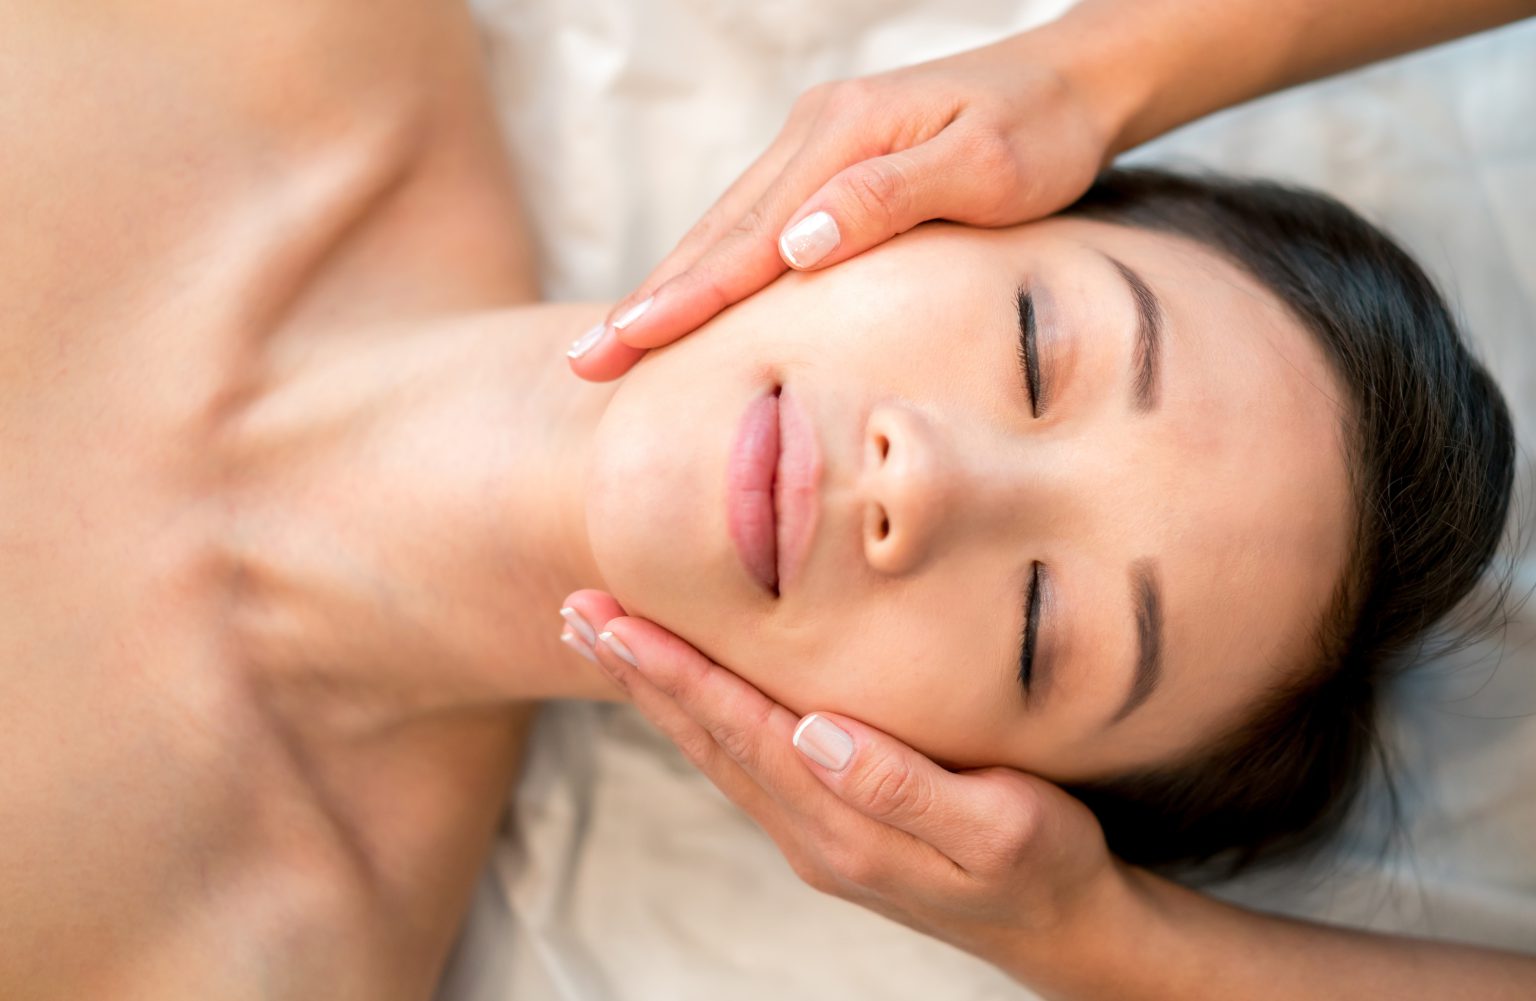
left=0, top=0, right=479, bottom=158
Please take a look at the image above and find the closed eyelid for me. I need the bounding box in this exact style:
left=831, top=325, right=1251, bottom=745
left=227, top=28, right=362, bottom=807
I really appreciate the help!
left=1015, top=286, right=1041, bottom=414
left=1015, top=284, right=1060, bottom=417
left=1018, top=562, right=1055, bottom=707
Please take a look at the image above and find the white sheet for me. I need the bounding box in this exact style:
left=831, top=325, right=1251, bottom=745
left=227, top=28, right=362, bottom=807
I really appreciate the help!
left=438, top=4, right=1536, bottom=998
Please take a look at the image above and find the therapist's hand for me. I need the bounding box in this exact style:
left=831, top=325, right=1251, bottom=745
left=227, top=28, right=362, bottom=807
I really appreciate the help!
left=559, top=589, right=1130, bottom=971
left=565, top=33, right=1118, bottom=381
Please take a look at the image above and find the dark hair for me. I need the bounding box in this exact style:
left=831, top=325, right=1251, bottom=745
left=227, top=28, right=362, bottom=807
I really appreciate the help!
left=1057, top=167, right=1516, bottom=878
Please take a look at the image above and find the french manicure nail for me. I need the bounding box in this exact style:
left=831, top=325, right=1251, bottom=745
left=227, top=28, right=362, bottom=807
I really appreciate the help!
left=779, top=211, right=840, bottom=269
left=567, top=323, right=608, bottom=359
left=612, top=296, right=654, bottom=331
left=560, top=606, right=598, bottom=646
left=560, top=627, right=598, bottom=663
left=792, top=713, right=854, bottom=771
left=598, top=630, right=640, bottom=668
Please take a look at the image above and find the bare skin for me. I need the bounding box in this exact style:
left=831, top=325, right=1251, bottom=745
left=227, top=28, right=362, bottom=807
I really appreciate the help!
left=0, top=3, right=616, bottom=998
left=3, top=1, right=1530, bottom=999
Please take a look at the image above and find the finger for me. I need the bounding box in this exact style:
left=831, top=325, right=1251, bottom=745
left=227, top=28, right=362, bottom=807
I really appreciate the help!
left=594, top=617, right=817, bottom=800
left=606, top=133, right=885, bottom=352
left=586, top=611, right=958, bottom=895
left=607, top=85, right=831, bottom=323
left=565, top=129, right=802, bottom=385
left=567, top=138, right=801, bottom=387
left=564, top=592, right=1040, bottom=869
left=563, top=120, right=799, bottom=384
left=778, top=127, right=1018, bottom=272
left=568, top=106, right=821, bottom=385
left=565, top=324, right=649, bottom=384
left=625, top=122, right=811, bottom=306
left=584, top=618, right=827, bottom=856
left=790, top=711, right=1044, bottom=865
left=558, top=588, right=626, bottom=645
left=560, top=591, right=791, bottom=824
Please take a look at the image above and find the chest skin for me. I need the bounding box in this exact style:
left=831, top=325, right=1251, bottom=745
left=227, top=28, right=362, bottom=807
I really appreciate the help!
left=0, top=3, right=546, bottom=997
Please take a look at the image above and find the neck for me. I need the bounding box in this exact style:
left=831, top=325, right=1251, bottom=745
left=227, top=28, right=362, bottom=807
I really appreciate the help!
left=221, top=304, right=622, bottom=729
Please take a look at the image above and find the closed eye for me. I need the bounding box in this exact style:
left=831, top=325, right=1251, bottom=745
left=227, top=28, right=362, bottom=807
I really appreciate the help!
left=1016, top=287, right=1042, bottom=416
left=1019, top=560, right=1042, bottom=697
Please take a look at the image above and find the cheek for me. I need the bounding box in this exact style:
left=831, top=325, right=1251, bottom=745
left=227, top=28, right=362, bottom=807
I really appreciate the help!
left=697, top=580, right=1023, bottom=767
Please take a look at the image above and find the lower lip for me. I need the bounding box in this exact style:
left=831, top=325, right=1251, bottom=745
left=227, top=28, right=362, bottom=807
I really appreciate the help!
left=773, top=388, right=821, bottom=592
left=725, top=389, right=781, bottom=594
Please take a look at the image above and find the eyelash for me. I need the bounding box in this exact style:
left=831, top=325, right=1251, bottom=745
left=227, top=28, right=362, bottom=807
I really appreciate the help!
left=1020, top=561, right=1042, bottom=693
left=1017, top=290, right=1042, bottom=416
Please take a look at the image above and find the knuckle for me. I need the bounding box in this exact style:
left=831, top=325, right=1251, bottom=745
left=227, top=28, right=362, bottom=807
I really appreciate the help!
left=956, top=127, right=1022, bottom=218
left=709, top=697, right=775, bottom=766
left=986, top=784, right=1043, bottom=861
left=822, top=76, right=879, bottom=117
left=710, top=718, right=757, bottom=764
left=681, top=261, right=739, bottom=316
left=679, top=207, right=727, bottom=251
left=821, top=840, right=882, bottom=891
left=640, top=660, right=688, bottom=701
left=967, top=828, right=1030, bottom=876
left=968, top=128, right=1019, bottom=181
left=850, top=758, right=929, bottom=823
left=672, top=729, right=722, bottom=772
left=724, top=202, right=772, bottom=242
left=840, top=159, right=908, bottom=230
left=791, top=81, right=836, bottom=118
left=795, top=862, right=838, bottom=896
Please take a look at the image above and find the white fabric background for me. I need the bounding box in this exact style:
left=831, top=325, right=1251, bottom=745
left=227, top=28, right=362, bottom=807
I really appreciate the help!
left=438, top=3, right=1536, bottom=998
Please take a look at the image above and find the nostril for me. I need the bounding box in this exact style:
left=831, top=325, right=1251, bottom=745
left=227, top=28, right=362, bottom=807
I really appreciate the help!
left=876, top=434, right=890, bottom=460
left=876, top=513, right=890, bottom=541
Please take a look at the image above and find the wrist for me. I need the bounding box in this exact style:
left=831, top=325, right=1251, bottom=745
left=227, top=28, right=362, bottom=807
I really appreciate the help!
left=991, top=859, right=1162, bottom=1000
left=1003, top=10, right=1170, bottom=160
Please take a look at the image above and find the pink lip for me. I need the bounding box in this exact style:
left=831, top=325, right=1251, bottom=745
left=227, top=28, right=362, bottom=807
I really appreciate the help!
left=725, top=386, right=823, bottom=596
left=773, top=386, right=822, bottom=592
left=726, top=390, right=781, bottom=593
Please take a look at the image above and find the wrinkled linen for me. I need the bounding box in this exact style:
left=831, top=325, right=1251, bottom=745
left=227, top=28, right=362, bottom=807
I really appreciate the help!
left=438, top=4, right=1536, bottom=998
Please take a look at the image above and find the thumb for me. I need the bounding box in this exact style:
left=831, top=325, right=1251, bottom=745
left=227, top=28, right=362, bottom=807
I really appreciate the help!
left=777, top=132, right=994, bottom=271
left=791, top=712, right=1039, bottom=861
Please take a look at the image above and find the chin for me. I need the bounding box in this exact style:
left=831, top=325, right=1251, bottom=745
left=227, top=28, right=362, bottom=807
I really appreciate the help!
left=585, top=360, right=735, bottom=635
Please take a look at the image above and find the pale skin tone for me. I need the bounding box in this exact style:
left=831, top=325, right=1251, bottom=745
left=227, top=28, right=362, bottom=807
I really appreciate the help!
left=586, top=219, right=1354, bottom=782
left=1, top=2, right=611, bottom=997
left=2, top=3, right=1533, bottom=1001
left=562, top=0, right=1536, bottom=995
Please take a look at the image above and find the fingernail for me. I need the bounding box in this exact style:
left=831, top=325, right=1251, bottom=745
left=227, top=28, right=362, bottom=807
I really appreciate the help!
left=559, top=606, right=597, bottom=646
left=599, top=630, right=640, bottom=668
left=568, top=323, right=608, bottom=359
left=793, top=713, right=854, bottom=772
left=779, top=211, right=839, bottom=269
left=560, top=627, right=598, bottom=663
left=611, top=296, right=654, bottom=331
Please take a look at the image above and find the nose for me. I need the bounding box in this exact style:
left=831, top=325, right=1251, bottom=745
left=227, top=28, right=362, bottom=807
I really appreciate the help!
left=860, top=404, right=952, bottom=575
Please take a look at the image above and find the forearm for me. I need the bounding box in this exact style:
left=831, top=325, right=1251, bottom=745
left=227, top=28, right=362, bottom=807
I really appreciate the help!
left=1007, top=862, right=1536, bottom=1000
left=1021, top=0, right=1536, bottom=153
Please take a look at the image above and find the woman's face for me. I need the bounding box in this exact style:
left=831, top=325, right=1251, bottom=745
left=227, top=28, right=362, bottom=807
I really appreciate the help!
left=587, top=217, right=1353, bottom=783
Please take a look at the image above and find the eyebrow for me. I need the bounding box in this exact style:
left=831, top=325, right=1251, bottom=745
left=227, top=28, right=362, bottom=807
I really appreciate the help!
left=1110, top=560, right=1163, bottom=725
left=1101, top=254, right=1164, bottom=412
